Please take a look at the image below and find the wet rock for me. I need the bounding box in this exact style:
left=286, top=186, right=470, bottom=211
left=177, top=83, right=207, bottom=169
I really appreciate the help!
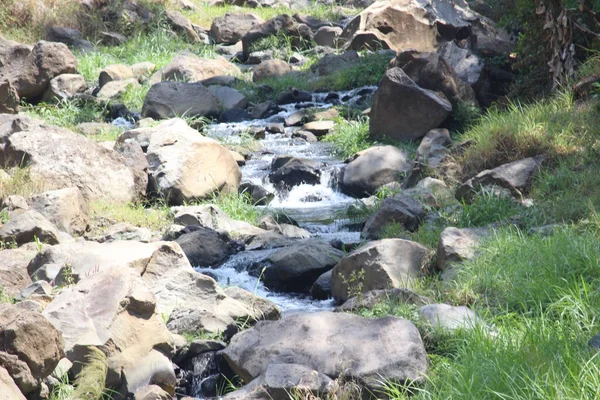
left=253, top=60, right=292, bottom=82
left=310, top=270, right=332, bottom=300
left=268, top=156, right=321, bottom=189
left=456, top=156, right=544, bottom=202
left=221, top=312, right=428, bottom=389
left=98, top=64, right=134, bottom=88
left=419, top=303, right=485, bottom=330
left=142, top=82, right=220, bottom=120
left=370, top=67, right=452, bottom=141
left=331, top=239, right=430, bottom=303
left=336, top=288, right=432, bottom=312
left=314, top=26, right=343, bottom=48
left=175, top=226, right=235, bottom=267
left=257, top=215, right=310, bottom=238
left=316, top=50, right=360, bottom=76
left=277, top=88, right=312, bottom=105
left=41, top=74, right=86, bottom=103
left=339, top=145, right=411, bottom=198
left=361, top=195, right=426, bottom=239
left=301, top=120, right=335, bottom=136
left=208, top=85, right=248, bottom=110
left=292, top=130, right=318, bottom=143
left=249, top=241, right=343, bottom=293
left=224, top=286, right=281, bottom=322
left=211, top=13, right=265, bottom=45
left=222, top=109, right=251, bottom=123
left=239, top=182, right=273, bottom=206
left=436, top=226, right=489, bottom=270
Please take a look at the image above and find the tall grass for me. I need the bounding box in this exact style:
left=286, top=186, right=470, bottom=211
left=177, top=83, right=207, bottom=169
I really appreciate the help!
left=22, top=99, right=109, bottom=130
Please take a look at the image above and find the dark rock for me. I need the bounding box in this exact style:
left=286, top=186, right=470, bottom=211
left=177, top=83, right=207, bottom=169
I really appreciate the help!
left=361, top=195, right=426, bottom=239
left=269, top=156, right=321, bottom=189
left=175, top=227, right=235, bottom=267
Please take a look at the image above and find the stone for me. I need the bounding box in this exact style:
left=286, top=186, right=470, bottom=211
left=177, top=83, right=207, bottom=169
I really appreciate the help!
left=0, top=244, right=38, bottom=297
left=0, top=117, right=141, bottom=202
left=436, top=226, right=489, bottom=270
left=134, top=384, right=172, bottom=400
left=114, top=139, right=149, bottom=196
left=41, top=74, right=86, bottom=103
left=418, top=303, right=485, bottom=330
left=96, top=78, right=139, bottom=100
left=0, top=366, right=25, bottom=399
left=257, top=215, right=310, bottom=238
left=331, top=239, right=430, bottom=303
left=98, top=64, right=134, bottom=88
left=0, top=304, right=64, bottom=384
left=208, top=85, right=249, bottom=110
left=45, top=26, right=94, bottom=52
left=0, top=79, right=19, bottom=114
left=253, top=60, right=292, bottom=83
left=231, top=150, right=246, bottom=165
left=120, top=119, right=241, bottom=204
left=403, top=177, right=454, bottom=207
left=0, top=39, right=78, bottom=102
left=301, top=120, right=335, bottom=136
left=155, top=53, right=240, bottom=83
left=316, top=51, right=360, bottom=76
left=438, top=41, right=485, bottom=87
left=338, top=145, right=410, bottom=198
left=211, top=13, right=265, bottom=45
left=336, top=288, right=432, bottom=312
left=361, top=195, right=426, bottom=239
left=239, top=182, right=273, bottom=206
left=131, top=62, right=156, bottom=80
left=28, top=187, right=89, bottom=236
left=100, top=31, right=128, bottom=46
left=391, top=50, right=477, bottom=106
left=269, top=156, right=321, bottom=190
left=166, top=10, right=202, bottom=43
left=224, top=286, right=281, bottom=322
left=0, top=210, right=63, bottom=246
left=221, top=312, right=428, bottom=388
left=310, top=270, right=332, bottom=300
left=416, top=128, right=452, bottom=168
left=369, top=67, right=452, bottom=141
left=292, top=130, right=318, bottom=143
left=17, top=281, right=52, bottom=300
left=175, top=226, right=234, bottom=267
left=314, top=26, right=343, bottom=48
left=142, top=82, right=220, bottom=120
left=456, top=157, right=544, bottom=202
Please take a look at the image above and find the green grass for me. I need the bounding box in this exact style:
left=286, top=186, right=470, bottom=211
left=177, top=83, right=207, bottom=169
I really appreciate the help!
left=0, top=167, right=47, bottom=199
left=22, top=99, right=109, bottom=131
left=88, top=200, right=172, bottom=234
left=121, top=83, right=151, bottom=110
left=71, top=347, right=110, bottom=400
left=180, top=330, right=224, bottom=343
left=195, top=192, right=263, bottom=226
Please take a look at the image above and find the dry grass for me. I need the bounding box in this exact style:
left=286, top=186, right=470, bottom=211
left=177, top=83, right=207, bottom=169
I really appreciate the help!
left=0, top=167, right=47, bottom=200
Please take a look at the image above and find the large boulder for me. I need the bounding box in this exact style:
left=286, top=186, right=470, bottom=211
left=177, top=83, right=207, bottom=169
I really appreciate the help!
left=211, top=13, right=265, bottom=45
left=28, top=187, right=89, bottom=235
left=338, top=145, right=411, bottom=198
left=175, top=226, right=235, bottom=267
left=456, top=156, right=544, bottom=201
left=142, top=81, right=220, bottom=120
left=153, top=53, right=240, bottom=83
left=331, top=239, right=430, bottom=303
left=120, top=119, right=241, bottom=204
left=221, top=312, right=428, bottom=389
left=0, top=38, right=78, bottom=102
left=436, top=226, right=489, bottom=270
left=268, top=156, right=321, bottom=190
left=369, top=67, right=452, bottom=141
left=392, top=50, right=477, bottom=106
left=253, top=60, right=292, bottom=82
left=249, top=241, right=344, bottom=293
left=42, top=268, right=175, bottom=393
left=208, top=85, right=248, bottom=111
left=41, top=74, right=87, bottom=103
left=361, top=195, right=426, bottom=239
left=0, top=304, right=64, bottom=395
left=0, top=117, right=141, bottom=202
left=0, top=210, right=63, bottom=246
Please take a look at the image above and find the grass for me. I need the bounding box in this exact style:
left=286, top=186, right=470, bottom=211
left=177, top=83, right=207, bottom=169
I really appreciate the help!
left=194, top=192, right=263, bottom=226
left=180, top=330, right=224, bottom=343
left=0, top=167, right=47, bottom=199
left=121, top=83, right=151, bottom=111
left=22, top=99, right=110, bottom=131
left=88, top=200, right=172, bottom=234
left=71, top=347, right=110, bottom=400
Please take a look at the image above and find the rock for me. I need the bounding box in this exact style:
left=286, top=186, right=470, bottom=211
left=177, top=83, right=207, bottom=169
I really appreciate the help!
left=241, top=14, right=310, bottom=59
left=134, top=384, right=172, bottom=400
left=231, top=150, right=246, bottom=165
left=239, top=182, right=273, bottom=206
left=339, top=145, right=410, bottom=198
left=221, top=312, right=428, bottom=388
left=316, top=51, right=360, bottom=76
left=91, top=222, right=155, bottom=243
left=27, top=187, right=89, bottom=236
left=392, top=50, right=477, bottom=107
left=269, top=156, right=321, bottom=189
left=0, top=244, right=38, bottom=297
left=336, top=288, right=432, bottom=312
left=370, top=67, right=452, bottom=141
left=154, top=53, right=240, bottom=83
left=416, top=128, right=452, bottom=168
left=301, top=120, right=334, bottom=136
left=131, top=62, right=156, bottom=80
left=0, top=366, right=25, bottom=399
left=165, top=10, right=202, bottom=43
left=247, top=50, right=274, bottom=65
left=142, top=82, right=220, bottom=120
left=403, top=177, right=454, bottom=207
left=310, top=270, right=332, bottom=300
left=0, top=79, right=19, bottom=114
left=0, top=39, right=78, bottom=102
left=100, top=31, right=128, bottom=46
left=224, top=286, right=281, bottom=322
left=253, top=60, right=292, bottom=82
left=249, top=241, right=343, bottom=293
left=0, top=304, right=64, bottom=390
left=331, top=239, right=430, bottom=303
left=211, top=13, right=265, bottom=45
left=436, top=226, right=489, bottom=270
left=208, top=85, right=248, bottom=110
left=0, top=117, right=141, bottom=202
left=175, top=227, right=234, bottom=267
left=284, top=110, right=306, bottom=126
left=438, top=41, right=485, bottom=87
left=0, top=210, right=63, bottom=246
left=2, top=195, right=28, bottom=212
left=17, top=281, right=52, bottom=301
left=456, top=157, right=544, bottom=202
left=361, top=195, right=425, bottom=239
left=45, top=26, right=94, bottom=52
left=96, top=78, right=139, bottom=100
left=276, top=88, right=312, bottom=105
left=292, top=130, right=318, bottom=143
left=314, top=26, right=343, bottom=48
left=124, top=119, right=240, bottom=204
left=257, top=215, right=310, bottom=238
left=98, top=64, right=134, bottom=88
left=114, top=139, right=149, bottom=196
left=418, top=303, right=484, bottom=330
left=41, top=74, right=86, bottom=103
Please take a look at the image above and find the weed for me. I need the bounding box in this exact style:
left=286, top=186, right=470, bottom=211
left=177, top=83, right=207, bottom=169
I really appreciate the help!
left=49, top=373, right=74, bottom=400
left=33, top=235, right=43, bottom=253
left=22, top=98, right=109, bottom=131
left=0, top=287, right=14, bottom=304
left=341, top=269, right=365, bottom=305
left=180, top=330, right=224, bottom=343
left=0, top=167, right=47, bottom=199
left=195, top=192, right=263, bottom=226
left=71, top=347, right=109, bottom=400
left=61, top=262, right=75, bottom=287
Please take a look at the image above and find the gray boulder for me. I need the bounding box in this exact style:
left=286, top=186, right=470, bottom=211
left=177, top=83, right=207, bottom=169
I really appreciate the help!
left=437, top=226, right=489, bottom=270
left=419, top=303, right=485, bottom=330
left=175, top=226, right=234, bottom=267
left=269, top=156, right=321, bottom=190
left=0, top=210, right=63, bottom=246
left=316, top=51, right=360, bottom=76
left=98, top=64, right=134, bottom=88
left=361, top=195, right=426, bottom=239
left=28, top=187, right=89, bottom=235
left=208, top=85, right=248, bottom=110
left=370, top=67, right=452, bottom=141
left=314, top=26, right=343, bottom=48
left=211, top=13, right=265, bottom=45
left=142, top=82, right=220, bottom=120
